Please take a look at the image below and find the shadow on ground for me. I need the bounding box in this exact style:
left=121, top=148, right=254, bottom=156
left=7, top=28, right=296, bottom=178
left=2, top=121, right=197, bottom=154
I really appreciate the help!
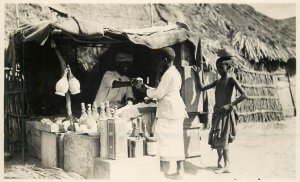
left=184, top=161, right=217, bottom=175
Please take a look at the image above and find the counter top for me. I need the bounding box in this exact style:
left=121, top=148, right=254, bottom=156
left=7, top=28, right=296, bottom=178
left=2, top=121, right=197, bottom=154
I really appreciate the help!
left=116, top=102, right=156, bottom=120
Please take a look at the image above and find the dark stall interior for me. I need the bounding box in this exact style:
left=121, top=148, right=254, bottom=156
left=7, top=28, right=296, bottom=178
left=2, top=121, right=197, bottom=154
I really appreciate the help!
left=22, top=40, right=174, bottom=118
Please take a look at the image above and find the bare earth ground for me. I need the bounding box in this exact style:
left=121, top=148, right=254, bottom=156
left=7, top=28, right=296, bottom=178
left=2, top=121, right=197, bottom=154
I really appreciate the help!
left=180, top=117, right=296, bottom=181
left=4, top=117, right=296, bottom=181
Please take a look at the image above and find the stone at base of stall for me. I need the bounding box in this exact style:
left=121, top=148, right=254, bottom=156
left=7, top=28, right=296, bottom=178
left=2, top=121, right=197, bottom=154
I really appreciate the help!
left=64, top=133, right=100, bottom=179
left=93, top=156, right=160, bottom=180
left=41, top=131, right=65, bottom=168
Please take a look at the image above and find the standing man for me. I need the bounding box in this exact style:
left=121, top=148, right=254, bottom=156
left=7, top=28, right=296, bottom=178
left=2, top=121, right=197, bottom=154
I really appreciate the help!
left=94, top=52, right=135, bottom=108
left=134, top=47, right=187, bottom=179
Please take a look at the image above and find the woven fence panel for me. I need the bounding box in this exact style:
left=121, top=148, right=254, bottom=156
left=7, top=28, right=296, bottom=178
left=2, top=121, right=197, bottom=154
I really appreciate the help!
left=235, top=70, right=284, bottom=122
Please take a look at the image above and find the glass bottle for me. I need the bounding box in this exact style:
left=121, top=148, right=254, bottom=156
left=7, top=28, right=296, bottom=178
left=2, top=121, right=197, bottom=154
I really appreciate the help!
left=99, top=102, right=107, bottom=121
left=92, top=102, right=99, bottom=121
left=105, top=101, right=112, bottom=119
left=112, top=105, right=118, bottom=118
left=86, top=104, right=97, bottom=132
left=78, top=103, right=87, bottom=126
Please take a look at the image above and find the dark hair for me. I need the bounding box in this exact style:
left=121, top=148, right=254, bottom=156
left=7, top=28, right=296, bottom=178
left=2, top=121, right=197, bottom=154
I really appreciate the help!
left=216, top=56, right=233, bottom=66
left=160, top=47, right=175, bottom=62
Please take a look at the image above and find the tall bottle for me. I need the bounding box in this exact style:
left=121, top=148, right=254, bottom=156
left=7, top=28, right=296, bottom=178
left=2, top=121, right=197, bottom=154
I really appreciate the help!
left=92, top=102, right=99, bottom=121
left=99, top=102, right=107, bottom=121
left=130, top=123, right=139, bottom=138
left=142, top=121, right=149, bottom=139
left=105, top=101, right=112, bottom=119
left=98, top=102, right=108, bottom=158
left=112, top=105, right=118, bottom=118
left=86, top=104, right=98, bottom=132
left=78, top=103, right=87, bottom=126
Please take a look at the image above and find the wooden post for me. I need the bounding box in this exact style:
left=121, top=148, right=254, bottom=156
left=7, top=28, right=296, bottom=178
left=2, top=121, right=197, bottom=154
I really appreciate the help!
left=15, top=4, right=20, bottom=28
left=196, top=38, right=202, bottom=69
left=51, top=39, right=72, bottom=117
left=287, top=73, right=296, bottom=116
left=150, top=4, right=154, bottom=27
left=180, top=43, right=189, bottom=67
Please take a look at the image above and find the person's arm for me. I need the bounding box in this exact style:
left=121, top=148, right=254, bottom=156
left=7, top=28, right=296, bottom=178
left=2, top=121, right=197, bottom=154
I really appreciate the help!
left=135, top=83, right=152, bottom=95
left=101, top=71, right=131, bottom=88
left=146, top=72, right=171, bottom=100
left=135, top=72, right=169, bottom=100
left=192, top=65, right=217, bottom=91
left=125, top=86, right=135, bottom=105
left=221, top=77, right=248, bottom=111
left=112, top=80, right=131, bottom=88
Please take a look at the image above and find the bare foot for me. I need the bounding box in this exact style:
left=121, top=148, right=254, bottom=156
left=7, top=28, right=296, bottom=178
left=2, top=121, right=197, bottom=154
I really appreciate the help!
left=214, top=168, right=223, bottom=174
left=164, top=173, right=184, bottom=180
left=177, top=169, right=184, bottom=176
left=214, top=167, right=230, bottom=174
left=217, top=164, right=223, bottom=170
left=222, top=167, right=231, bottom=173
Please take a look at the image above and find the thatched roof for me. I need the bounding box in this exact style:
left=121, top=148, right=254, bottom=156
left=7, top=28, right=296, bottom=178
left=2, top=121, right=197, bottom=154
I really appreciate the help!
left=154, top=4, right=295, bottom=66
left=5, top=3, right=295, bottom=69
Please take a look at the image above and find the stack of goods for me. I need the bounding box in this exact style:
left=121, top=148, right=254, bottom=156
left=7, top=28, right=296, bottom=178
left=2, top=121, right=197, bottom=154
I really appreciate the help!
left=235, top=70, right=284, bottom=122
left=99, top=100, right=157, bottom=160
left=37, top=100, right=118, bottom=136
left=76, top=103, right=98, bottom=134
left=77, top=101, right=118, bottom=135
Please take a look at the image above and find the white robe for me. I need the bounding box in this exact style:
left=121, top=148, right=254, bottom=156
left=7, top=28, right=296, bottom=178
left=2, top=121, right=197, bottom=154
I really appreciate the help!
left=147, top=66, right=186, bottom=161
left=94, top=71, right=134, bottom=107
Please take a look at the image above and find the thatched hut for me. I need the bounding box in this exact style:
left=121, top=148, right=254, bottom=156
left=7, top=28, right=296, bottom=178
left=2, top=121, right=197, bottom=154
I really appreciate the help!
left=4, top=14, right=205, bottom=159
left=4, top=3, right=296, bottom=159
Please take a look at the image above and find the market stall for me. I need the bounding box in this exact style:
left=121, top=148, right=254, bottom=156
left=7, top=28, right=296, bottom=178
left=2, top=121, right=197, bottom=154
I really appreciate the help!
left=5, top=17, right=204, bottom=179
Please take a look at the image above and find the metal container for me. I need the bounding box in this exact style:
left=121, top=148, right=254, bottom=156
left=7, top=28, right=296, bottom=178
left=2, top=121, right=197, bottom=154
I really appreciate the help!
left=107, top=118, right=128, bottom=160
left=146, top=141, right=157, bottom=156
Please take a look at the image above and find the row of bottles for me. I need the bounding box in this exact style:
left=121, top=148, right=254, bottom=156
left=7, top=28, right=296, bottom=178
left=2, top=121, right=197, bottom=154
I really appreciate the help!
left=77, top=101, right=117, bottom=133
left=76, top=101, right=157, bottom=159
left=130, top=117, right=149, bottom=140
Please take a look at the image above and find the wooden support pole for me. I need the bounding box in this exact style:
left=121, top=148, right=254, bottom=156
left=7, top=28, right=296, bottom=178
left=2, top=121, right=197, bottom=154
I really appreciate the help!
left=287, top=74, right=296, bottom=116
left=51, top=39, right=72, bottom=117
left=150, top=4, right=154, bottom=27
left=196, top=38, right=202, bottom=69
left=15, top=4, right=20, bottom=28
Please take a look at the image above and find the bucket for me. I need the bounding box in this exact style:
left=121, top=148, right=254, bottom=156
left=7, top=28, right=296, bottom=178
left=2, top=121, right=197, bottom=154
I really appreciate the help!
left=146, top=141, right=157, bottom=156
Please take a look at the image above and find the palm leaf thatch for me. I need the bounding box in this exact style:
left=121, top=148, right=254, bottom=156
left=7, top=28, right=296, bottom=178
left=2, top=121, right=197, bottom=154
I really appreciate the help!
left=154, top=4, right=295, bottom=66
left=5, top=3, right=295, bottom=68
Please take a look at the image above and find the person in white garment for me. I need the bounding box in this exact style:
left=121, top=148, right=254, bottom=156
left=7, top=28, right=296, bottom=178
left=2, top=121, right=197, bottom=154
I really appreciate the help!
left=134, top=47, right=187, bottom=179
left=94, top=52, right=135, bottom=108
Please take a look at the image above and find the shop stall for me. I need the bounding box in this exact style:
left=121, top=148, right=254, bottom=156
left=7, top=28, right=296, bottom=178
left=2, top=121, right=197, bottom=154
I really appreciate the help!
left=5, top=17, right=205, bottom=179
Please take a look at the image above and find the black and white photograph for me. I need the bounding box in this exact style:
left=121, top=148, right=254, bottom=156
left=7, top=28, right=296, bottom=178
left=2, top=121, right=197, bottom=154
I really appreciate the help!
left=2, top=1, right=297, bottom=181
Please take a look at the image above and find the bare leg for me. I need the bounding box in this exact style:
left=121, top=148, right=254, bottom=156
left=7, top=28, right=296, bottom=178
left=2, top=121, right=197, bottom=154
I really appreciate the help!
left=176, top=160, right=184, bottom=175
left=223, top=149, right=230, bottom=173
left=165, top=160, right=184, bottom=180
left=217, top=149, right=223, bottom=169
left=160, top=161, right=170, bottom=174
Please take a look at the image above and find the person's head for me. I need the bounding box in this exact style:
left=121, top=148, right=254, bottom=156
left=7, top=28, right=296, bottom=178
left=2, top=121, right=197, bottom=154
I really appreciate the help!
left=216, top=56, right=233, bottom=77
left=115, top=52, right=133, bottom=76
left=160, top=47, right=176, bottom=64
left=158, top=47, right=176, bottom=74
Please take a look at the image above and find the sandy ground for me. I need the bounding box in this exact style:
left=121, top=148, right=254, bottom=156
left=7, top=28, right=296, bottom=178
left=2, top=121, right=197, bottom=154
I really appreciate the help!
left=179, top=117, right=296, bottom=181
left=4, top=117, right=296, bottom=181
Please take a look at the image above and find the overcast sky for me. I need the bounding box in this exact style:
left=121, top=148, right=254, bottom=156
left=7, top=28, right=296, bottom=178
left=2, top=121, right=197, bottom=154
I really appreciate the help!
left=250, top=4, right=296, bottom=19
